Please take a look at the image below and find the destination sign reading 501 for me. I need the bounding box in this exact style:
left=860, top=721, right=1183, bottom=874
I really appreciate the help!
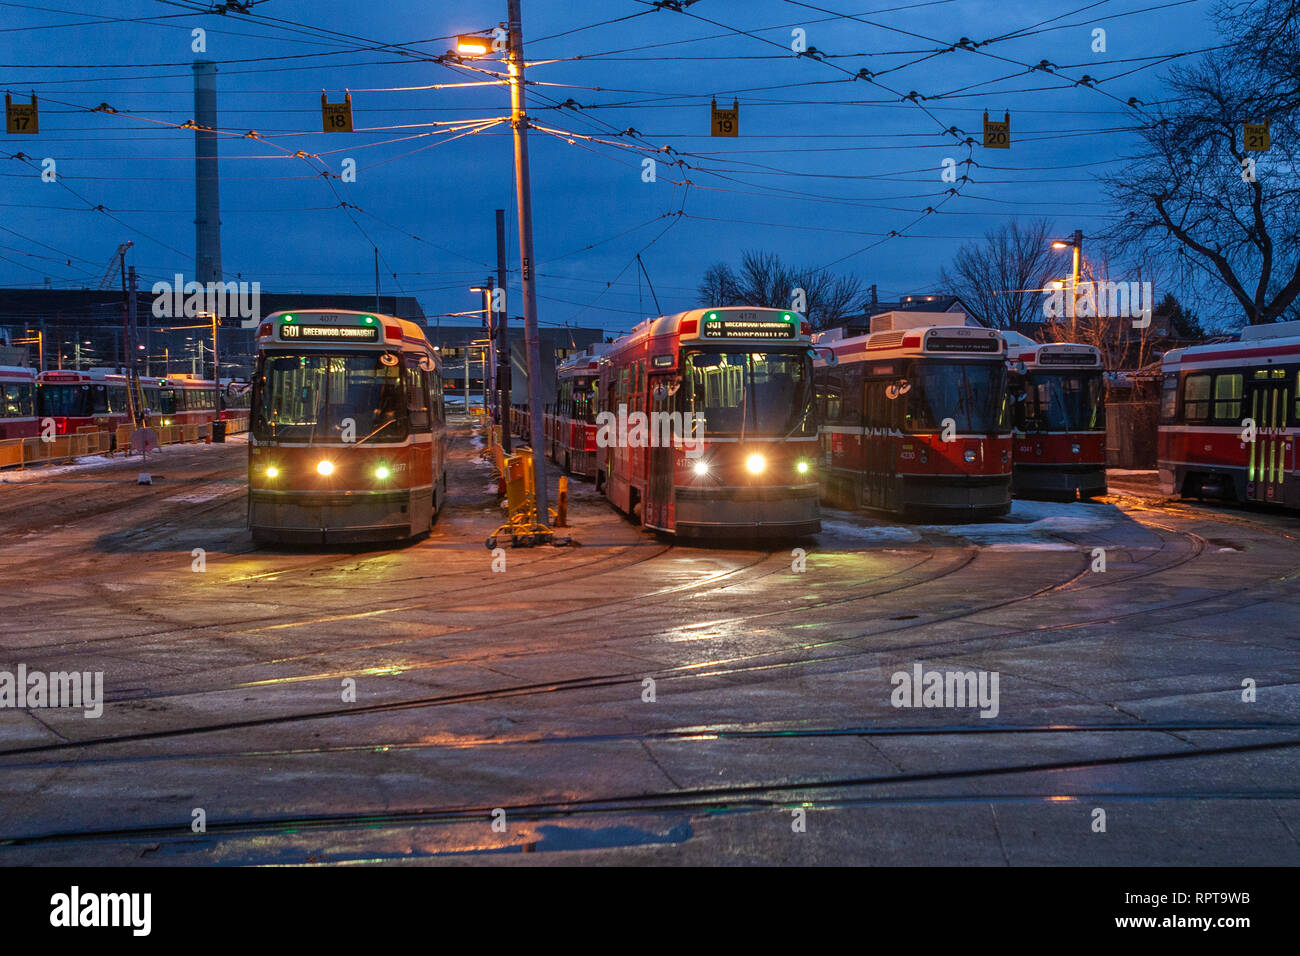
left=702, top=319, right=796, bottom=339
left=282, top=324, right=379, bottom=342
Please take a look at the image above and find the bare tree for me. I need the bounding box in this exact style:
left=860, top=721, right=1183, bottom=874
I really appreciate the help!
left=937, top=218, right=1059, bottom=330
left=1102, top=0, right=1300, bottom=325
left=697, top=250, right=864, bottom=329
left=790, top=266, right=866, bottom=330
left=697, top=262, right=741, bottom=305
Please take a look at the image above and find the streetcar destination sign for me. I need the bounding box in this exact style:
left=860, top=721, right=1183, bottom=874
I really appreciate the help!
left=926, top=335, right=1000, bottom=353
left=702, top=318, right=796, bottom=339
left=281, top=324, right=379, bottom=341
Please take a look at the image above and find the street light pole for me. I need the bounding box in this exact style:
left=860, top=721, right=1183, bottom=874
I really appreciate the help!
left=506, top=0, right=549, bottom=525
left=1051, top=229, right=1085, bottom=341
left=495, top=207, right=511, bottom=452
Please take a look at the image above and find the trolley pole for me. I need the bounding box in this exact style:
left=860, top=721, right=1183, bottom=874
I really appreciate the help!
left=495, top=207, right=511, bottom=452
left=507, top=0, right=549, bottom=524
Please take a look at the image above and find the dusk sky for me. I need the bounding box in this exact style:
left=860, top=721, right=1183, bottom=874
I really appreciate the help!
left=1, top=0, right=1221, bottom=335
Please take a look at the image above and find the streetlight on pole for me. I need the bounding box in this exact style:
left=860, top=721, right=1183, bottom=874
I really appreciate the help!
left=470, top=280, right=494, bottom=424
left=457, top=3, right=550, bottom=526
left=1051, top=229, right=1084, bottom=339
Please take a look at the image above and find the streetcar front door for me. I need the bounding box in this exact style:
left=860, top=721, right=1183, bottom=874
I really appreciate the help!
left=1247, top=372, right=1291, bottom=503
left=645, top=376, right=675, bottom=529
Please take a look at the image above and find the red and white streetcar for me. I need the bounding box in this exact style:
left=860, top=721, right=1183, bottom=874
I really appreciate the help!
left=544, top=344, right=607, bottom=478
left=597, top=306, right=820, bottom=537
left=36, top=369, right=221, bottom=439
left=1004, top=333, right=1107, bottom=500
left=248, top=309, right=449, bottom=544
left=1158, top=320, right=1299, bottom=506
left=814, top=315, right=1012, bottom=518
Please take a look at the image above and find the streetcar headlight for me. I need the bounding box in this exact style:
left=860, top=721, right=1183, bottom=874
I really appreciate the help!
left=963, top=449, right=977, bottom=463
left=265, top=466, right=279, bottom=479
left=316, top=460, right=334, bottom=476
left=796, top=459, right=810, bottom=475
left=692, top=460, right=709, bottom=476
left=375, top=465, right=391, bottom=480
left=1071, top=443, right=1081, bottom=455
left=745, top=453, right=766, bottom=474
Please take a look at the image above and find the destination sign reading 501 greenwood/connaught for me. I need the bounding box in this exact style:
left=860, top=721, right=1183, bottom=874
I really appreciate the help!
left=281, top=323, right=380, bottom=342
left=702, top=318, right=796, bottom=339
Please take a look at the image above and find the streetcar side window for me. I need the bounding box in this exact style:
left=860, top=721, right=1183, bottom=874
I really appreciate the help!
left=406, top=363, right=430, bottom=432
left=1183, top=374, right=1211, bottom=421
left=817, top=375, right=843, bottom=424
left=3, top=383, right=35, bottom=418
left=430, top=371, right=443, bottom=425
left=90, top=384, right=109, bottom=414
left=841, top=365, right=863, bottom=424
left=1159, top=373, right=1178, bottom=422
left=1213, top=373, right=1243, bottom=421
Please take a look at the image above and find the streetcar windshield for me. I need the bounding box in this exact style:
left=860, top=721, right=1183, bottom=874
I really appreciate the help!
left=682, top=349, right=814, bottom=436
left=38, top=384, right=91, bottom=418
left=1021, top=371, right=1106, bottom=432
left=252, top=352, right=407, bottom=443
left=905, top=360, right=1007, bottom=434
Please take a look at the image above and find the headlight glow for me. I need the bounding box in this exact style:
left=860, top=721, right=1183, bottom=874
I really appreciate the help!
left=745, top=453, right=766, bottom=474
left=692, top=460, right=709, bottom=476
left=265, top=466, right=279, bottom=478
left=375, top=465, right=391, bottom=480
left=796, top=460, right=810, bottom=475
left=316, top=460, right=334, bottom=476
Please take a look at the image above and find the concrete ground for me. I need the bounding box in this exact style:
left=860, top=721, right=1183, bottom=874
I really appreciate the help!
left=0, top=426, right=1296, bottom=865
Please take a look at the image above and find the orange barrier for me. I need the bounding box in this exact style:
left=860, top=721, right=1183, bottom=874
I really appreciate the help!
left=0, top=432, right=108, bottom=469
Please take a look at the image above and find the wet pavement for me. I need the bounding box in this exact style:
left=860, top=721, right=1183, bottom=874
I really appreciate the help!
left=0, top=425, right=1297, bottom=865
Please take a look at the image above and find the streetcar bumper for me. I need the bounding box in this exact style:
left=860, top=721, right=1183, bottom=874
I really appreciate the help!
left=674, top=483, right=820, bottom=537
left=1012, top=463, right=1107, bottom=499
left=901, top=474, right=1012, bottom=518
left=248, top=487, right=426, bottom=544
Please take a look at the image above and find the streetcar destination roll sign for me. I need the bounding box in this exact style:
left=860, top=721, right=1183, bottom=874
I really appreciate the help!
left=702, top=317, right=796, bottom=339
left=281, top=323, right=379, bottom=342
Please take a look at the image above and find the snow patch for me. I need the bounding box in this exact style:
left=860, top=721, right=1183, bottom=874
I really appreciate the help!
left=817, top=520, right=923, bottom=544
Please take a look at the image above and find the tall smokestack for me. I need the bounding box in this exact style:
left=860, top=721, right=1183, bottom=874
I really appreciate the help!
left=193, top=60, right=222, bottom=283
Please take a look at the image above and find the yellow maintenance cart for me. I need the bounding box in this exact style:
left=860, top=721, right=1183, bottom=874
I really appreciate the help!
left=485, top=437, right=571, bottom=549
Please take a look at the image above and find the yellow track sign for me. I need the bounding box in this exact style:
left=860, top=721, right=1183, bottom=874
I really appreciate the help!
left=1244, top=122, right=1270, bottom=151
left=711, top=98, right=739, bottom=137
left=5, top=93, right=38, bottom=134
left=983, top=111, right=1010, bottom=149
left=321, top=92, right=353, bottom=133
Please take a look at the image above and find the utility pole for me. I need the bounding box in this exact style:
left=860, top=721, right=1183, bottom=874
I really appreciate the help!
left=482, top=275, right=494, bottom=425
left=120, top=250, right=129, bottom=373
left=127, top=266, right=142, bottom=422
left=1067, top=228, right=1083, bottom=342
left=507, top=0, right=549, bottom=524
left=374, top=246, right=380, bottom=314
left=495, top=207, right=511, bottom=452
left=211, top=310, right=219, bottom=393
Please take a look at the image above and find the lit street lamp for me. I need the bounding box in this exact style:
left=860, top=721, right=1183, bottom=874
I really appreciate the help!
left=1050, top=229, right=1084, bottom=337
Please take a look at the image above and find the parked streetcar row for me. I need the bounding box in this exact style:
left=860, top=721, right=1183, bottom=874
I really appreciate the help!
left=0, top=365, right=251, bottom=443
left=26, top=305, right=1270, bottom=545
left=515, top=306, right=1110, bottom=535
